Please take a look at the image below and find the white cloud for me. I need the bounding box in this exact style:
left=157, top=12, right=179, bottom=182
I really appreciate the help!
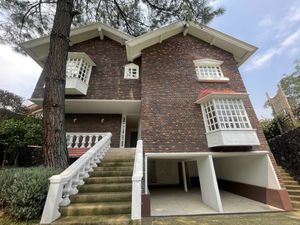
left=281, top=29, right=300, bottom=47
left=258, top=16, right=273, bottom=27
left=0, top=44, right=42, bottom=98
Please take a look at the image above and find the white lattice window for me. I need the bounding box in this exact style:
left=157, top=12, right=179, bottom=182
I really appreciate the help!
left=124, top=63, right=139, bottom=79
left=193, top=59, right=229, bottom=82
left=202, top=98, right=251, bottom=132
left=66, top=52, right=95, bottom=85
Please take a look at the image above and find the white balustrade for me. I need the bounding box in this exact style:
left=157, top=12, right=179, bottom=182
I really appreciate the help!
left=131, top=140, right=143, bottom=220
left=40, top=132, right=112, bottom=224
left=66, top=132, right=106, bottom=149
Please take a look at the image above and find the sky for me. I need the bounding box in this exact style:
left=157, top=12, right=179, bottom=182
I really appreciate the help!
left=0, top=0, right=299, bottom=118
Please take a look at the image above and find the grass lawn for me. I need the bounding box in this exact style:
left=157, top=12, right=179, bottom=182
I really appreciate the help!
left=0, top=211, right=38, bottom=225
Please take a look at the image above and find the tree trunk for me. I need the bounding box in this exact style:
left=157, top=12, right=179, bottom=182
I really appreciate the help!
left=42, top=0, right=74, bottom=169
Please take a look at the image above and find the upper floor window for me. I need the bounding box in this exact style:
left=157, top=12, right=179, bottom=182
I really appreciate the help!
left=124, top=63, right=139, bottom=79
left=202, top=98, right=251, bottom=132
left=193, top=59, right=229, bottom=82
left=66, top=52, right=95, bottom=85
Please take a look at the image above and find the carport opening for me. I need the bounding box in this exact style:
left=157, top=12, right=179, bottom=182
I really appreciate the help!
left=212, top=155, right=282, bottom=213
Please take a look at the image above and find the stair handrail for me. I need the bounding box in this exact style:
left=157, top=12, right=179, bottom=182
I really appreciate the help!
left=40, top=132, right=112, bottom=224
left=131, top=140, right=143, bottom=220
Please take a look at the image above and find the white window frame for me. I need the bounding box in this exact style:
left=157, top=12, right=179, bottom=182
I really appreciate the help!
left=124, top=63, right=139, bottom=79
left=201, top=97, right=252, bottom=133
left=66, top=52, right=96, bottom=85
left=193, top=58, right=229, bottom=82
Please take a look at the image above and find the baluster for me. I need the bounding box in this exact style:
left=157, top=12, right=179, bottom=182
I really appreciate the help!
left=78, top=166, right=86, bottom=185
left=70, top=173, right=79, bottom=195
left=74, top=135, right=80, bottom=148
left=81, top=135, right=87, bottom=148
left=60, top=181, right=72, bottom=206
left=67, top=135, right=74, bottom=148
left=87, top=135, right=93, bottom=148
left=83, top=163, right=90, bottom=178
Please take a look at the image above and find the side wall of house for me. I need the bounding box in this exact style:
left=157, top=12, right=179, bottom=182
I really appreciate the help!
left=140, top=34, right=269, bottom=153
left=32, top=37, right=141, bottom=100
left=65, top=114, right=121, bottom=147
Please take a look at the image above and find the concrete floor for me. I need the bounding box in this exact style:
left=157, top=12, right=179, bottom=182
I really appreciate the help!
left=150, top=188, right=281, bottom=216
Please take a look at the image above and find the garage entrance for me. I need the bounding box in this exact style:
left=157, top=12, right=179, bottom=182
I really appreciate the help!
left=145, top=152, right=284, bottom=216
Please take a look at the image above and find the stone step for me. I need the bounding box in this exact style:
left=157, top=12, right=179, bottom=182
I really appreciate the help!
left=52, top=215, right=131, bottom=225
left=280, top=172, right=290, bottom=176
left=290, top=195, right=300, bottom=201
left=281, top=176, right=295, bottom=181
left=84, top=176, right=132, bottom=184
left=60, top=202, right=131, bottom=216
left=284, top=180, right=299, bottom=185
left=285, top=185, right=300, bottom=190
left=100, top=161, right=134, bottom=167
left=94, top=166, right=133, bottom=172
left=288, top=190, right=300, bottom=195
left=79, top=183, right=132, bottom=193
left=292, top=201, right=300, bottom=209
left=90, top=170, right=132, bottom=177
left=103, top=156, right=134, bottom=162
left=70, top=192, right=131, bottom=203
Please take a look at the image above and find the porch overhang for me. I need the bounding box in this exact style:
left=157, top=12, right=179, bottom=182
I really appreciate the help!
left=30, top=98, right=141, bottom=115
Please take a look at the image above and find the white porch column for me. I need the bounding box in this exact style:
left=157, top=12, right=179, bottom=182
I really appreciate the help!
left=120, top=114, right=127, bottom=148
left=181, top=161, right=188, bottom=192
left=197, top=155, right=223, bottom=213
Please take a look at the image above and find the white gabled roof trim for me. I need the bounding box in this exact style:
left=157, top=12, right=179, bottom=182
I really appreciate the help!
left=20, top=21, right=257, bottom=67
left=20, top=22, right=133, bottom=66
left=125, top=21, right=257, bottom=66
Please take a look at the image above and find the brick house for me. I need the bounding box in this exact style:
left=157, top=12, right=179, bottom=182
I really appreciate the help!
left=21, top=21, right=292, bottom=224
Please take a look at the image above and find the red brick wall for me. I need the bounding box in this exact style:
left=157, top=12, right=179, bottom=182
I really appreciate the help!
left=65, top=114, right=121, bottom=147
left=32, top=37, right=141, bottom=100
left=140, top=34, right=269, bottom=153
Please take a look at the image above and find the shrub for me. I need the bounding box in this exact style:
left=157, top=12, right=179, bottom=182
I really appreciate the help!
left=0, top=167, right=61, bottom=220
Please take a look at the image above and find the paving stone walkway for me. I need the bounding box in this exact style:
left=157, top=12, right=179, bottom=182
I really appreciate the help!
left=142, top=211, right=300, bottom=225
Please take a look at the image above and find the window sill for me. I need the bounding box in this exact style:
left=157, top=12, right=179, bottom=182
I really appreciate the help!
left=198, top=77, right=229, bottom=83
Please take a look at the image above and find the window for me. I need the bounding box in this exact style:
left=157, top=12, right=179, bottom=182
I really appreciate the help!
left=193, top=59, right=229, bottom=82
left=124, top=63, right=139, bottom=79
left=202, top=98, right=251, bottom=132
left=66, top=53, right=94, bottom=85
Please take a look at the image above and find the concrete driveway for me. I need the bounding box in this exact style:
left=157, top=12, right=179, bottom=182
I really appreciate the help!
left=142, top=211, right=300, bottom=225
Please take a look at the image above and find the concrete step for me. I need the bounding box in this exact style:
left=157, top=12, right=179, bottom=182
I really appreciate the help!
left=284, top=180, right=299, bottom=185
left=292, top=201, right=300, bottom=209
left=94, top=166, right=133, bottom=172
left=84, top=176, right=132, bottom=184
left=288, top=190, right=300, bottom=195
left=100, top=161, right=134, bottom=167
left=280, top=172, right=290, bottom=176
left=79, top=183, right=132, bottom=193
left=90, top=170, right=132, bottom=177
left=290, top=195, right=300, bottom=201
left=70, top=192, right=131, bottom=203
left=281, top=176, right=295, bottom=181
left=103, top=156, right=134, bottom=162
left=60, top=202, right=131, bottom=216
left=52, top=215, right=131, bottom=225
left=285, top=185, right=300, bottom=190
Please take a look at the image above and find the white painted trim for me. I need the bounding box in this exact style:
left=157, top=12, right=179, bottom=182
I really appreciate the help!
left=195, top=92, right=248, bottom=104
left=124, top=63, right=139, bottom=79
left=120, top=114, right=127, bottom=148
left=193, top=58, right=223, bottom=66
left=266, top=154, right=281, bottom=189
left=145, top=156, right=149, bottom=194
left=125, top=21, right=257, bottom=66
left=145, top=151, right=269, bottom=159
left=68, top=52, right=96, bottom=66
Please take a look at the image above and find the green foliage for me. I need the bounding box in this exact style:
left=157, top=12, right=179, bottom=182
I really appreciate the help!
left=0, top=167, right=61, bottom=220
left=0, top=0, right=225, bottom=49
left=0, top=89, right=27, bottom=121
left=260, top=118, right=281, bottom=140
left=0, top=117, right=42, bottom=152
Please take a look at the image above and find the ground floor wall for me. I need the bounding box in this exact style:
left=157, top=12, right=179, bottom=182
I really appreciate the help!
left=65, top=114, right=121, bottom=147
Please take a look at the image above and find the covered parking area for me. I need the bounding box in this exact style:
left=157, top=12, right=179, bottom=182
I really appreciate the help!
left=144, top=151, right=288, bottom=216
